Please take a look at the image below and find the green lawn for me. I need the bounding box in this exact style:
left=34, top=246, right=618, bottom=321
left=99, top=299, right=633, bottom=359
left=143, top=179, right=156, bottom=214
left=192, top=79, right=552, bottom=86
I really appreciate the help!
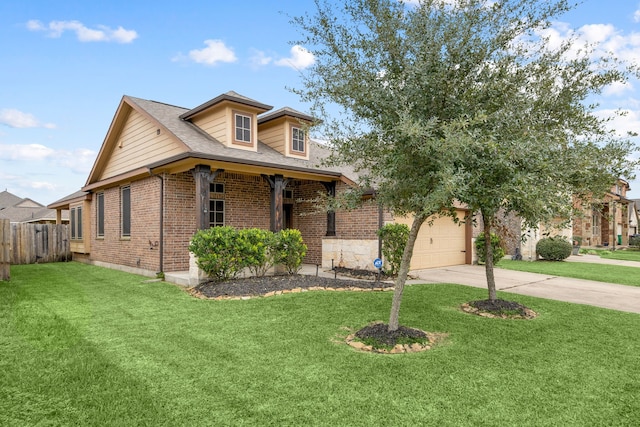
left=499, top=259, right=640, bottom=287
left=583, top=248, right=640, bottom=262
left=2, top=262, right=639, bottom=426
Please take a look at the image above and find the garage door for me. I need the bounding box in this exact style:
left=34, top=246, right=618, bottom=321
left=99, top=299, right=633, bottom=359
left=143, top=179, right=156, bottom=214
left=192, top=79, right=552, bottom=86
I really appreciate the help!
left=395, top=210, right=469, bottom=270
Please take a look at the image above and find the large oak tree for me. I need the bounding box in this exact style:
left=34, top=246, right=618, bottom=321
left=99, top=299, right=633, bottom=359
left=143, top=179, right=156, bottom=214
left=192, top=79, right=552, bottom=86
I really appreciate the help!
left=292, top=0, right=637, bottom=330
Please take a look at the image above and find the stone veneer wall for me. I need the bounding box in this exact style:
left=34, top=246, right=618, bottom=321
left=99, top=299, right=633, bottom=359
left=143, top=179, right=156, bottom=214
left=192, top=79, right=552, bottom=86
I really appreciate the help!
left=322, top=238, right=379, bottom=270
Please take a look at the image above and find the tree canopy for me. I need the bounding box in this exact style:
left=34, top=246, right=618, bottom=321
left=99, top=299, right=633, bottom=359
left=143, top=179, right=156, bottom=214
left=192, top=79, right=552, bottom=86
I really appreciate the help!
left=292, top=0, right=638, bottom=329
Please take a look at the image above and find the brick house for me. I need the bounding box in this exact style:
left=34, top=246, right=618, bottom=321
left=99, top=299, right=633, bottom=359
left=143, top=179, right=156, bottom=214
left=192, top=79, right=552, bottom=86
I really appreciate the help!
left=573, top=179, right=632, bottom=248
left=49, top=91, right=472, bottom=282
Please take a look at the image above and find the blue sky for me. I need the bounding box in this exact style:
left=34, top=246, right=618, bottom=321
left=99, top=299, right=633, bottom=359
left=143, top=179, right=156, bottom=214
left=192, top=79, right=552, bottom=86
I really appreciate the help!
left=1, top=0, right=639, bottom=205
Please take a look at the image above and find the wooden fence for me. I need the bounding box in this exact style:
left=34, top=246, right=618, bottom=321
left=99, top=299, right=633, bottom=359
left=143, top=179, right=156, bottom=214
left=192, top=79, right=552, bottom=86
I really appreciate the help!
left=0, top=219, right=9, bottom=280
left=6, top=223, right=71, bottom=266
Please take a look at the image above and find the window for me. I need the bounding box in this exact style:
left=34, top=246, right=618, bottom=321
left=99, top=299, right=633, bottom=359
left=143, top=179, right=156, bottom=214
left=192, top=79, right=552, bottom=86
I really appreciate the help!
left=70, top=205, right=82, bottom=240
left=210, top=182, right=224, bottom=194
left=283, top=189, right=293, bottom=199
left=121, top=186, right=131, bottom=237
left=291, top=126, right=305, bottom=153
left=234, top=113, right=251, bottom=144
left=209, top=199, right=225, bottom=227
left=592, top=210, right=600, bottom=236
left=97, top=192, right=104, bottom=237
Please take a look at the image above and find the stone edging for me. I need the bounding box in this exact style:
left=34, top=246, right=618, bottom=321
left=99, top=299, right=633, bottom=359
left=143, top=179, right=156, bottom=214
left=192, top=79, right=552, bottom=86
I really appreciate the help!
left=344, top=333, right=431, bottom=354
left=459, top=303, right=538, bottom=319
left=189, top=285, right=396, bottom=301
left=344, top=331, right=449, bottom=354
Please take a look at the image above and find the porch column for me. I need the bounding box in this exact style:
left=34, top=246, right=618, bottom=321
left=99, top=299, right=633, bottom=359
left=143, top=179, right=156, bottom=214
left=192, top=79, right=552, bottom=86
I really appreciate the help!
left=322, top=181, right=336, bottom=237
left=192, top=165, right=224, bottom=230
left=263, top=174, right=289, bottom=232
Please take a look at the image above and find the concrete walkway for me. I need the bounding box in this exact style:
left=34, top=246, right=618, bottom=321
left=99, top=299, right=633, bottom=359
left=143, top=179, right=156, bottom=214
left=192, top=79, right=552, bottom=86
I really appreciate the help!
left=410, top=254, right=640, bottom=314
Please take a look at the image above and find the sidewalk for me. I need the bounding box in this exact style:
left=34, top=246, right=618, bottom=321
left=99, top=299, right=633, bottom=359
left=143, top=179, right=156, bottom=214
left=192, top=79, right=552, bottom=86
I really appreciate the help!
left=410, top=254, right=640, bottom=314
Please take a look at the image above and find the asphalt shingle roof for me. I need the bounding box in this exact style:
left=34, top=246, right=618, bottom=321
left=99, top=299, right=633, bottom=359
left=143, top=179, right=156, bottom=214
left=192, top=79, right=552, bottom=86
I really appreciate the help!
left=126, top=96, right=357, bottom=180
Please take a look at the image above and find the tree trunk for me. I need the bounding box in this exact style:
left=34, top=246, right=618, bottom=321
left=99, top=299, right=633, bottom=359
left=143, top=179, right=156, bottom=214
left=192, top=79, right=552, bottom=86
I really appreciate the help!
left=483, top=214, right=498, bottom=301
left=388, top=214, right=426, bottom=331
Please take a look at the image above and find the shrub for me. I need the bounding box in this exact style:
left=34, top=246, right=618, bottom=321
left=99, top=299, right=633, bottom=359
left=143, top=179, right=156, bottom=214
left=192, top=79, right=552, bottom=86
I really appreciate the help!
left=630, top=235, right=640, bottom=248
left=273, top=229, right=307, bottom=274
left=189, top=226, right=245, bottom=281
left=536, top=237, right=572, bottom=261
left=238, top=228, right=276, bottom=277
left=377, top=223, right=409, bottom=275
left=475, top=232, right=505, bottom=265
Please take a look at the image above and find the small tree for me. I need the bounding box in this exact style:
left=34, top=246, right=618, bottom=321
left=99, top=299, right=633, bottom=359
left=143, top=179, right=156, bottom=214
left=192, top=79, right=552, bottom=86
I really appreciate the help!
left=292, top=0, right=637, bottom=329
left=377, top=223, right=409, bottom=276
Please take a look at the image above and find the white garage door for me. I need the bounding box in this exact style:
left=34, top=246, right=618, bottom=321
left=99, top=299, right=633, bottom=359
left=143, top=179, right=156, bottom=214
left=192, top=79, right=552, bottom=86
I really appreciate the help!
left=395, top=210, right=468, bottom=270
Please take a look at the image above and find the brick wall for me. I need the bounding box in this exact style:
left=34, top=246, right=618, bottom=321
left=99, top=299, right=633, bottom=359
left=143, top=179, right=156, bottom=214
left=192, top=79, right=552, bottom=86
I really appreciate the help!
left=90, top=176, right=162, bottom=272
left=86, top=171, right=389, bottom=273
left=163, top=172, right=197, bottom=271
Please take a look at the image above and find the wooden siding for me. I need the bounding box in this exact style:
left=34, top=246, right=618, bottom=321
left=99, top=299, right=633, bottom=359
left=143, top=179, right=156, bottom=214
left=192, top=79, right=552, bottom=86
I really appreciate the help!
left=101, top=109, right=185, bottom=180
left=9, top=223, right=71, bottom=265
left=258, top=119, right=286, bottom=155
left=192, top=107, right=228, bottom=145
left=0, top=219, right=9, bottom=280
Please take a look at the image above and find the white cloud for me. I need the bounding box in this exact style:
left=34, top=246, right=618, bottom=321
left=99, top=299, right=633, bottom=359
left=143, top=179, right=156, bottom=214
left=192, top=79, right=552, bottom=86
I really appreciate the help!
left=0, top=143, right=55, bottom=161
left=27, top=19, right=138, bottom=43
left=28, top=181, right=56, bottom=191
left=54, top=148, right=96, bottom=174
left=250, top=49, right=273, bottom=68
left=0, top=143, right=95, bottom=173
left=594, top=108, right=640, bottom=137
left=634, top=9, right=640, bottom=23
left=0, top=109, right=55, bottom=129
left=274, top=45, right=316, bottom=70
left=186, top=39, right=237, bottom=66
left=603, top=81, right=634, bottom=97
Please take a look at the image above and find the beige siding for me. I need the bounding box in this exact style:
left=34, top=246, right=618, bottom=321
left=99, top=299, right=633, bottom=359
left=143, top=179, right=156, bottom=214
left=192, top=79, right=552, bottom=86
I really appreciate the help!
left=192, top=108, right=227, bottom=144
left=101, top=110, right=185, bottom=180
left=258, top=121, right=286, bottom=155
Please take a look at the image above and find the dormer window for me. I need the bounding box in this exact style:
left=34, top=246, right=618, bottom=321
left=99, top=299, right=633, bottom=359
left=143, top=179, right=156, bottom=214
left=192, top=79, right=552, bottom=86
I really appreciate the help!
left=292, top=126, right=305, bottom=153
left=234, top=112, right=252, bottom=145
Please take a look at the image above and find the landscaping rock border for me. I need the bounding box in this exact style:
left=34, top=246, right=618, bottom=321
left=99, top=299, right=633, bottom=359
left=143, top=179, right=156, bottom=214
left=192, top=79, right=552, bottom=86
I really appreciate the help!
left=459, top=302, right=538, bottom=319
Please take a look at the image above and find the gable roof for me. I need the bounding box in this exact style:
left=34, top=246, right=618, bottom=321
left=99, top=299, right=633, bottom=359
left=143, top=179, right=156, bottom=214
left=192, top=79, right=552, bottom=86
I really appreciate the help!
left=0, top=190, right=23, bottom=209
left=83, top=93, right=357, bottom=191
left=0, top=190, right=67, bottom=223
left=180, top=91, right=273, bottom=121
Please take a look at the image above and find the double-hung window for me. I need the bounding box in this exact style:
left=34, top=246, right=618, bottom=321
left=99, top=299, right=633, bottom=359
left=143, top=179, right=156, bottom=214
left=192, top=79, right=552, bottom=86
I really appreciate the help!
left=209, top=183, right=225, bottom=227
left=234, top=113, right=252, bottom=144
left=97, top=192, right=104, bottom=238
left=121, top=186, right=131, bottom=238
left=70, top=205, right=83, bottom=240
left=291, top=126, right=305, bottom=154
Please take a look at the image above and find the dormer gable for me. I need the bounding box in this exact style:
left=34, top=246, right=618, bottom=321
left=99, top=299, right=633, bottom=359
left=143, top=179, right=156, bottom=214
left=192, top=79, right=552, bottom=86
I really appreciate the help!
left=180, top=91, right=272, bottom=153
left=258, top=107, right=313, bottom=160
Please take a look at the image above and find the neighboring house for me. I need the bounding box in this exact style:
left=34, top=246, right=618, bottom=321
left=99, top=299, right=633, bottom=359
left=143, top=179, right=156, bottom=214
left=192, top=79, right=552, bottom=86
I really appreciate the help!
left=0, top=190, right=68, bottom=224
left=496, top=179, right=632, bottom=260
left=48, top=91, right=473, bottom=282
left=573, top=179, right=631, bottom=248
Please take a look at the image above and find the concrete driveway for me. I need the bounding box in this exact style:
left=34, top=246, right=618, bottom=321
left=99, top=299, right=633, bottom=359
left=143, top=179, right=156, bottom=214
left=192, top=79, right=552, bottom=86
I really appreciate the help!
left=410, top=255, right=640, bottom=314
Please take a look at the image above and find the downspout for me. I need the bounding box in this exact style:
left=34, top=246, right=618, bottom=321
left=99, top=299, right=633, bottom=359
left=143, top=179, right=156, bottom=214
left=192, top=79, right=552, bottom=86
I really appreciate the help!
left=377, top=193, right=383, bottom=260
left=148, top=169, right=164, bottom=273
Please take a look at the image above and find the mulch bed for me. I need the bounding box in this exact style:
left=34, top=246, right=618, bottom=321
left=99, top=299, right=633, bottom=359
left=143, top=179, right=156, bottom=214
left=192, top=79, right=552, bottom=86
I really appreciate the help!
left=191, top=272, right=394, bottom=299
left=461, top=298, right=538, bottom=319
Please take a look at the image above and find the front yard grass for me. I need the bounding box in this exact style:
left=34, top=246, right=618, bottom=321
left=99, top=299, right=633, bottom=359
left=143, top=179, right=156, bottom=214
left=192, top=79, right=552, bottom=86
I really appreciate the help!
left=499, top=259, right=640, bottom=287
left=2, top=262, right=639, bottom=426
left=584, top=248, right=640, bottom=262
